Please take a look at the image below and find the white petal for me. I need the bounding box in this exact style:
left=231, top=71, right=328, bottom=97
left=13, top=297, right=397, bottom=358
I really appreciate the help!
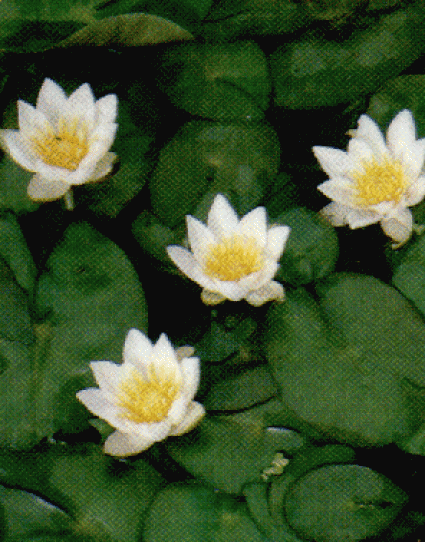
left=169, top=402, right=205, bottom=436
left=200, top=289, right=226, bottom=305
left=123, top=328, right=153, bottom=372
left=151, top=333, right=180, bottom=383
left=312, top=146, right=352, bottom=178
left=215, top=279, right=250, bottom=301
left=89, top=152, right=116, bottom=181
left=381, top=207, right=413, bottom=246
left=401, top=140, right=425, bottom=181
left=76, top=388, right=122, bottom=426
left=186, top=215, right=216, bottom=262
left=166, top=393, right=188, bottom=426
left=387, top=110, right=416, bottom=157
left=167, top=245, right=217, bottom=291
left=237, top=206, right=267, bottom=249
left=18, top=101, right=52, bottom=141
left=34, top=159, right=74, bottom=184
left=245, top=280, right=285, bottom=306
left=207, top=194, right=239, bottom=240
left=266, top=225, right=291, bottom=260
left=347, top=137, right=376, bottom=166
left=317, top=178, right=356, bottom=207
left=179, top=356, right=201, bottom=402
left=405, top=175, right=425, bottom=206
left=104, top=430, right=156, bottom=456
left=320, top=201, right=349, bottom=226
left=87, top=122, right=118, bottom=152
left=2, top=131, right=36, bottom=171
left=64, top=83, right=96, bottom=132
left=36, top=78, right=68, bottom=129
left=96, top=94, right=118, bottom=124
left=90, top=361, right=123, bottom=396
left=27, top=174, right=70, bottom=201
left=319, top=201, right=350, bottom=227
left=246, top=260, right=279, bottom=290
left=355, top=115, right=387, bottom=157
left=346, top=207, right=381, bottom=229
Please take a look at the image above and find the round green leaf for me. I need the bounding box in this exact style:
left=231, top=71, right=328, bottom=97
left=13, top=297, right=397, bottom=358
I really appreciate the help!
left=285, top=464, right=407, bottom=541
left=159, top=41, right=270, bottom=120
left=143, top=481, right=268, bottom=542
left=150, top=121, right=279, bottom=228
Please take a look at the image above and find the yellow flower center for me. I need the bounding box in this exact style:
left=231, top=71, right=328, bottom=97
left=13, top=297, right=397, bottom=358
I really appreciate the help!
left=31, top=118, right=89, bottom=171
left=116, top=365, right=181, bottom=424
left=351, top=156, right=408, bottom=206
left=203, top=234, right=264, bottom=281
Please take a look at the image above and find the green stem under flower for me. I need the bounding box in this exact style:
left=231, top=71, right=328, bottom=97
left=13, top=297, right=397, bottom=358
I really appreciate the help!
left=64, top=189, right=74, bottom=211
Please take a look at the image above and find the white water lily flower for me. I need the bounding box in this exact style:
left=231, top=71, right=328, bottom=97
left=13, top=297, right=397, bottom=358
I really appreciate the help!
left=313, top=109, right=425, bottom=248
left=1, top=78, right=118, bottom=207
left=166, top=194, right=291, bottom=306
left=76, top=329, right=205, bottom=457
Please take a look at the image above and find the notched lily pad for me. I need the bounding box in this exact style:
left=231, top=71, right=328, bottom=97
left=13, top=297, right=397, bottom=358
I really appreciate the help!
left=58, top=13, right=194, bottom=47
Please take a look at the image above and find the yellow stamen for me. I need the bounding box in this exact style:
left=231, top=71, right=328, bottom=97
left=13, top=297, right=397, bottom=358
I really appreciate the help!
left=116, top=365, right=181, bottom=424
left=31, top=117, right=89, bottom=171
left=352, top=156, right=408, bottom=206
left=203, top=234, right=264, bottom=281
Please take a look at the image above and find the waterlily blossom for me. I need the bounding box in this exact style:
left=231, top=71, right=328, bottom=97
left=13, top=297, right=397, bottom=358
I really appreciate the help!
left=76, top=329, right=205, bottom=457
left=1, top=78, right=118, bottom=209
left=313, top=109, right=425, bottom=248
left=167, top=194, right=291, bottom=306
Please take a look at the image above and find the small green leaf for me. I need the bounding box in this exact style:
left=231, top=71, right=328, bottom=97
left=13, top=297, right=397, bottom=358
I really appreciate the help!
left=33, top=221, right=148, bottom=439
left=167, top=399, right=307, bottom=494
left=150, top=121, right=279, bottom=228
left=144, top=481, right=269, bottom=542
left=285, top=464, right=407, bottom=541
left=159, top=41, right=270, bottom=120
left=275, top=207, right=339, bottom=285
left=58, top=13, right=194, bottom=47
left=271, top=1, right=425, bottom=108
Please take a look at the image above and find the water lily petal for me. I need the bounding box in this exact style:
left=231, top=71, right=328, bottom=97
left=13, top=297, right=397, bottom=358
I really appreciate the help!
left=348, top=136, right=376, bottom=167
left=186, top=215, right=216, bottom=261
left=151, top=333, right=180, bottom=383
left=34, top=159, right=74, bottom=184
left=123, top=328, right=153, bottom=372
left=266, top=225, right=291, bottom=260
left=320, top=201, right=349, bottom=226
left=96, top=94, right=118, bottom=124
left=405, top=175, right=425, bottom=206
left=200, top=289, right=226, bottom=305
left=2, top=131, right=37, bottom=171
left=207, top=194, right=239, bottom=240
left=90, top=360, right=124, bottom=395
left=355, top=114, right=387, bottom=157
left=64, top=82, right=96, bottom=132
left=166, top=393, right=188, bottom=426
left=36, top=78, right=68, bottom=130
left=245, top=280, right=285, bottom=306
left=346, top=207, right=380, bottom=229
left=169, top=401, right=205, bottom=436
left=89, top=152, right=117, bottom=181
left=18, top=101, right=52, bottom=141
left=317, top=178, right=356, bottom=207
left=237, top=206, right=267, bottom=248
left=179, top=356, right=201, bottom=403
left=104, top=429, right=156, bottom=456
left=76, top=388, right=123, bottom=426
left=381, top=207, right=413, bottom=246
left=167, top=245, right=217, bottom=291
left=312, top=146, right=352, bottom=177
left=27, top=174, right=70, bottom=201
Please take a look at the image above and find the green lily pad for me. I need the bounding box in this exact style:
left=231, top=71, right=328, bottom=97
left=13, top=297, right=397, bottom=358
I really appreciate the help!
left=150, top=120, right=279, bottom=228
left=159, top=41, right=270, bottom=121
